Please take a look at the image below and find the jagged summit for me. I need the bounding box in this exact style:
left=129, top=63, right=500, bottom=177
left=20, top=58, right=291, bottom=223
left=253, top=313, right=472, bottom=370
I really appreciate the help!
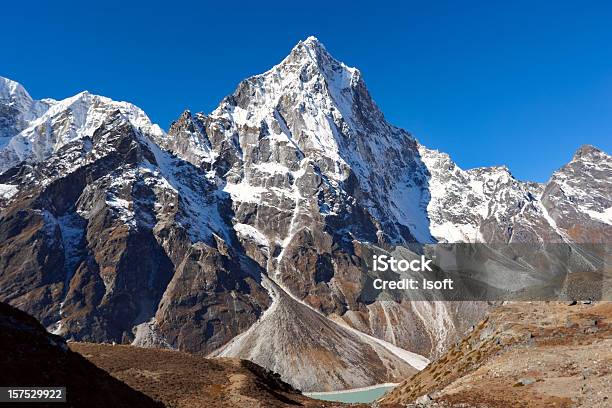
left=281, top=36, right=361, bottom=91
left=0, top=76, right=51, bottom=143
left=213, top=36, right=362, bottom=120
left=303, top=35, right=323, bottom=46
left=0, top=76, right=50, bottom=120
left=280, top=35, right=357, bottom=77
left=292, top=35, right=328, bottom=55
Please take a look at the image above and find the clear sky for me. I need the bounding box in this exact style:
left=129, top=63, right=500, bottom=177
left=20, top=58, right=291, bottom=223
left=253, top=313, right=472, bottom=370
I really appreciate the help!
left=2, top=1, right=611, bottom=181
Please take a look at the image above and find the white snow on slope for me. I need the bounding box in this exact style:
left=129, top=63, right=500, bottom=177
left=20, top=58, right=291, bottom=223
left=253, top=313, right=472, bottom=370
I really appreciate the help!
left=234, top=223, right=269, bottom=246
left=0, top=76, right=50, bottom=121
left=139, top=133, right=230, bottom=244
left=223, top=182, right=266, bottom=203
left=418, top=144, right=555, bottom=243
left=208, top=36, right=433, bottom=243
left=0, top=184, right=18, bottom=200
left=584, top=207, right=612, bottom=224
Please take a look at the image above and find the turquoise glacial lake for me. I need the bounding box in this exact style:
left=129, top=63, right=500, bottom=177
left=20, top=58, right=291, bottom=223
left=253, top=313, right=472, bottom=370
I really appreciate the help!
left=306, top=384, right=396, bottom=403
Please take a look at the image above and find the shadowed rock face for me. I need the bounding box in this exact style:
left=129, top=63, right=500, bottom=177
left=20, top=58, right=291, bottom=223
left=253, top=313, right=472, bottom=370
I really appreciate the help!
left=0, top=301, right=164, bottom=408
left=0, top=37, right=610, bottom=392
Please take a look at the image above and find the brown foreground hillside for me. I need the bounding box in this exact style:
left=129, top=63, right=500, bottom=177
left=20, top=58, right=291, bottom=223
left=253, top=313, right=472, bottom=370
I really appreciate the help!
left=0, top=300, right=359, bottom=408
left=70, top=343, right=361, bottom=408
left=379, top=301, right=612, bottom=408
left=0, top=301, right=163, bottom=408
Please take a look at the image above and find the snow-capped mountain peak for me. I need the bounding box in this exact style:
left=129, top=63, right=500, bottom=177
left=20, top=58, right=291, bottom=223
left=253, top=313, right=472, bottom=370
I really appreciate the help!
left=0, top=78, right=164, bottom=173
left=541, top=145, right=612, bottom=235
left=281, top=35, right=360, bottom=83
left=197, top=38, right=433, bottom=244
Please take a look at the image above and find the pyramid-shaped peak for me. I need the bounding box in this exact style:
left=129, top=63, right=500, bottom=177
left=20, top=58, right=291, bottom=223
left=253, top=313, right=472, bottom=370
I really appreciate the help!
left=274, top=36, right=360, bottom=87
left=284, top=36, right=343, bottom=69
left=301, top=35, right=326, bottom=50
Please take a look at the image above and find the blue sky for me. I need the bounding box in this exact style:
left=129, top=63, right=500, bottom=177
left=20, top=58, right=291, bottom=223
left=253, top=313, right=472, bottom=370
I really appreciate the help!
left=2, top=1, right=611, bottom=181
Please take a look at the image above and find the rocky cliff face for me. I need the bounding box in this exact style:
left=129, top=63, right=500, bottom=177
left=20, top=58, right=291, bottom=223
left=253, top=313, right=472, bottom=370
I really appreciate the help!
left=0, top=37, right=610, bottom=392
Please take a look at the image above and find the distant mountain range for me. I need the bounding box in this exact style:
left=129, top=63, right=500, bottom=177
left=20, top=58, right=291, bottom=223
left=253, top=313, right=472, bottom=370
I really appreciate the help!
left=0, top=37, right=610, bottom=392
